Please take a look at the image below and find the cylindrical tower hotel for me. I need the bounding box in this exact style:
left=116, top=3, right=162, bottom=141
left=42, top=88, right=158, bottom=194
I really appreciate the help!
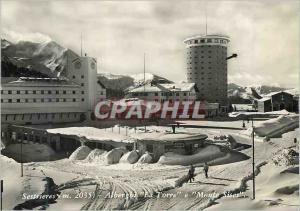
left=184, top=34, right=229, bottom=106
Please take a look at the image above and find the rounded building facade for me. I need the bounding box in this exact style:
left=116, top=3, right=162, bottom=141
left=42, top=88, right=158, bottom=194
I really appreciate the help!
left=184, top=34, right=229, bottom=106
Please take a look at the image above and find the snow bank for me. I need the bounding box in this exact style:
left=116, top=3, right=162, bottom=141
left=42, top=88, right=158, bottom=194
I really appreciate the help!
left=105, top=148, right=127, bottom=164
left=85, top=149, right=107, bottom=162
left=240, top=115, right=299, bottom=138
left=2, top=143, right=56, bottom=162
left=0, top=155, right=47, bottom=209
left=254, top=115, right=298, bottom=137
left=158, top=145, right=224, bottom=165
left=69, top=146, right=91, bottom=160
left=137, top=152, right=153, bottom=163
left=119, top=150, right=140, bottom=164
left=228, top=109, right=290, bottom=118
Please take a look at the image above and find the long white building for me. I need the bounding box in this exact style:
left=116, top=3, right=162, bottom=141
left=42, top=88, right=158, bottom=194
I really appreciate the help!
left=1, top=53, right=106, bottom=138
left=125, top=82, right=198, bottom=102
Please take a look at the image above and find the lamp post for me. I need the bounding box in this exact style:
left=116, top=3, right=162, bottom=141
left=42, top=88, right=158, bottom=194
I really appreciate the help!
left=242, top=116, right=255, bottom=199
left=1, top=180, right=3, bottom=211
left=20, top=132, right=26, bottom=177
left=251, top=118, right=255, bottom=200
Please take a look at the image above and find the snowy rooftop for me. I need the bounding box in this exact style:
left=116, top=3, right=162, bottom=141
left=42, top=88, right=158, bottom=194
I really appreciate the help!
left=127, top=83, right=169, bottom=93
left=232, top=104, right=255, bottom=110
left=47, top=127, right=136, bottom=143
left=264, top=91, right=293, bottom=97
left=131, top=132, right=207, bottom=143
left=160, top=83, right=196, bottom=92
left=3, top=77, right=80, bottom=87
left=127, top=82, right=195, bottom=93
left=257, top=97, right=271, bottom=102
left=46, top=126, right=208, bottom=144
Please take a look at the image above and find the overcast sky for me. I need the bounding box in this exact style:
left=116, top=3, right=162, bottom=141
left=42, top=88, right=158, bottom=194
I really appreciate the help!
left=1, top=0, right=299, bottom=88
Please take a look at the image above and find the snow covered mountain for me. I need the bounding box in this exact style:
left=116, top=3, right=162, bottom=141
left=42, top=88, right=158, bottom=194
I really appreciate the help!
left=228, top=83, right=290, bottom=100
left=1, top=38, right=79, bottom=78
left=98, top=72, right=173, bottom=98
left=99, top=72, right=172, bottom=88
left=2, top=38, right=296, bottom=100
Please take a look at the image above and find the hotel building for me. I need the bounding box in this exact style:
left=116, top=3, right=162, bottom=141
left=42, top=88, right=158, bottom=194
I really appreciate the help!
left=184, top=34, right=230, bottom=107
left=1, top=53, right=106, bottom=139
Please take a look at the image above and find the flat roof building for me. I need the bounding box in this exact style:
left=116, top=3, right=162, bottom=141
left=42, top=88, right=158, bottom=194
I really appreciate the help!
left=1, top=53, right=106, bottom=140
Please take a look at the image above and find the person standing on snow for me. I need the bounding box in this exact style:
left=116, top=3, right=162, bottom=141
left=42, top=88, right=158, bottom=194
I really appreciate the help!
left=188, top=164, right=195, bottom=183
left=203, top=162, right=209, bottom=178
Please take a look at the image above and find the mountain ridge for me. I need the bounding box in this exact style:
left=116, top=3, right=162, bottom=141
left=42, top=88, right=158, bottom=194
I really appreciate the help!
left=1, top=38, right=297, bottom=100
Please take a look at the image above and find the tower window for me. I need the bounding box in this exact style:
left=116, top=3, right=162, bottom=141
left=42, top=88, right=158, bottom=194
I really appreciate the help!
left=73, top=99, right=76, bottom=102
left=73, top=75, right=76, bottom=79
left=81, top=83, right=84, bottom=86
left=81, top=75, right=84, bottom=79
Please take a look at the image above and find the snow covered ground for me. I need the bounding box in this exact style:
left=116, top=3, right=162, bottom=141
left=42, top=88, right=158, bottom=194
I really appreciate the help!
left=228, top=109, right=291, bottom=118
left=2, top=142, right=56, bottom=162
left=0, top=155, right=47, bottom=209
left=1, top=118, right=298, bottom=210
left=233, top=114, right=299, bottom=142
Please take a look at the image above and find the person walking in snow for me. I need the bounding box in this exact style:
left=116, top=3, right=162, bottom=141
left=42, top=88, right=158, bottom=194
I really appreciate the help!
left=188, top=164, right=195, bottom=183
left=203, top=162, right=209, bottom=178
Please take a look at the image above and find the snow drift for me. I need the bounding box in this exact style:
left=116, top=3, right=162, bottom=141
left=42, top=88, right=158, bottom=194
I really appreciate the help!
left=2, top=143, right=56, bottom=162
left=241, top=114, right=299, bottom=138
left=254, top=115, right=298, bottom=137
left=158, top=145, right=224, bottom=165
left=119, top=150, right=140, bottom=164
left=105, top=148, right=127, bottom=164
left=137, top=152, right=153, bottom=163
left=69, top=146, right=92, bottom=160
left=85, top=149, right=107, bottom=163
